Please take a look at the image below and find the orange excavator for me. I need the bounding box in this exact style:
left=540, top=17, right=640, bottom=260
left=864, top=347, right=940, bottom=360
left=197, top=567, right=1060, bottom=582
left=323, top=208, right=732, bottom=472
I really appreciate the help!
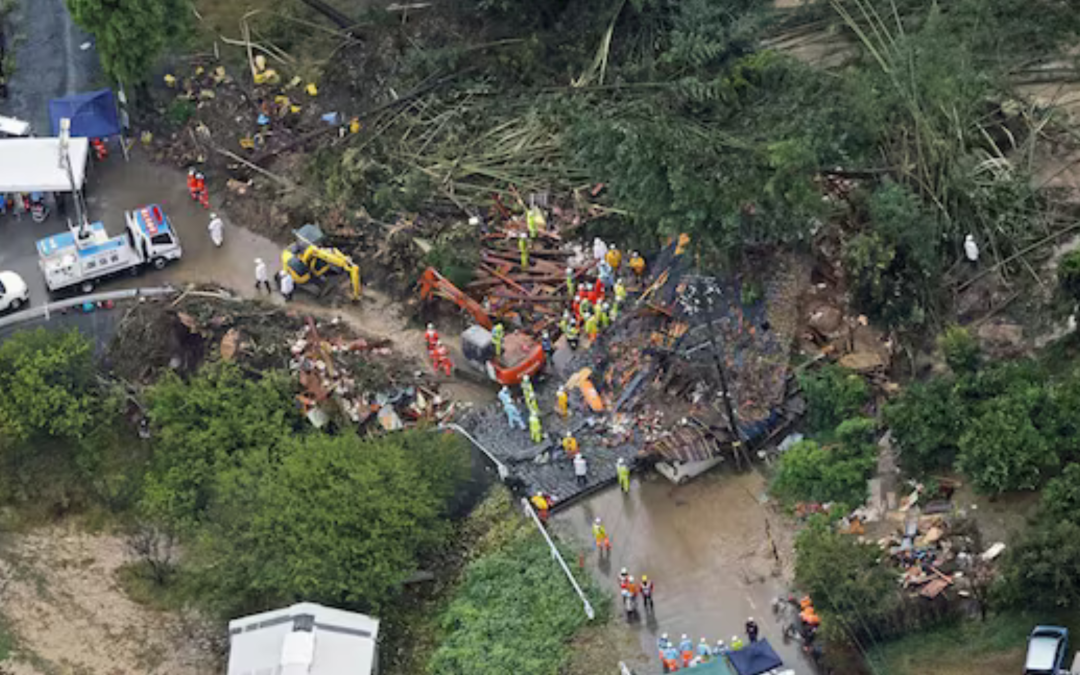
left=419, top=267, right=545, bottom=386
left=419, top=267, right=493, bottom=330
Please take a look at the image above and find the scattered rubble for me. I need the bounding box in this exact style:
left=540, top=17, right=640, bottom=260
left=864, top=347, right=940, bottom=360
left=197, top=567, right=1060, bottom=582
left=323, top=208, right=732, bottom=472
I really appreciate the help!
left=106, top=288, right=456, bottom=433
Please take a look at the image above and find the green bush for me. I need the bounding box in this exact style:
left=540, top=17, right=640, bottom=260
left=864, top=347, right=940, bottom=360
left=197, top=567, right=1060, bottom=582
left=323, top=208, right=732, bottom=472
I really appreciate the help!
left=771, top=417, right=877, bottom=508
left=957, top=392, right=1059, bottom=494
left=0, top=328, right=126, bottom=510
left=427, top=527, right=607, bottom=675
left=939, top=326, right=980, bottom=374
left=1057, top=250, right=1080, bottom=308
left=999, top=464, right=1080, bottom=610
left=196, top=430, right=471, bottom=617
left=141, top=362, right=301, bottom=531
left=798, top=365, right=869, bottom=434
left=885, top=378, right=963, bottom=476
left=843, top=182, right=940, bottom=329
left=795, top=515, right=898, bottom=643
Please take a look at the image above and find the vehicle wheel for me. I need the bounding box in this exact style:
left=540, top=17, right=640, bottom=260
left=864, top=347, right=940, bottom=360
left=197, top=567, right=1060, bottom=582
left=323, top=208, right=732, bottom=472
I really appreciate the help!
left=80, top=280, right=95, bottom=294
left=152, top=257, right=167, bottom=271
left=8, top=298, right=20, bottom=311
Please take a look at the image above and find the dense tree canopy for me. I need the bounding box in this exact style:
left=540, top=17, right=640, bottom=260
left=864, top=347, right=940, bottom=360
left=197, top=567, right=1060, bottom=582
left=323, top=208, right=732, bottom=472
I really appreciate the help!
left=66, top=0, right=187, bottom=83
left=197, top=431, right=470, bottom=617
left=0, top=328, right=96, bottom=443
left=141, top=363, right=300, bottom=531
left=771, top=417, right=877, bottom=509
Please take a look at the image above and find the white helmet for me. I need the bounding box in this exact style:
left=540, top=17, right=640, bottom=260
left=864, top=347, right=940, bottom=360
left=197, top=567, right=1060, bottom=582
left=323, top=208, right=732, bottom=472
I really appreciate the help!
left=682, top=634, right=688, bottom=641
left=210, top=212, right=218, bottom=219
left=427, top=323, right=434, bottom=330
left=566, top=266, right=573, bottom=274
left=594, top=517, right=602, bottom=524
left=700, top=637, right=708, bottom=643
left=620, top=567, right=628, bottom=575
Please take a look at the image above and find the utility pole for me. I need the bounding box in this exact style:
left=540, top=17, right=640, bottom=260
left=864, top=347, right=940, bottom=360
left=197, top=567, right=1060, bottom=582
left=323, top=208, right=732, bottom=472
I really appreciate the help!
left=691, top=275, right=749, bottom=468
left=707, top=328, right=742, bottom=444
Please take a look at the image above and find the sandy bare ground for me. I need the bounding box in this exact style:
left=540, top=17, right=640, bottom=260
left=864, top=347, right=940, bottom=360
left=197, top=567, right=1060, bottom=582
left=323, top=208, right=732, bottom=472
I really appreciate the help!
left=0, top=525, right=219, bottom=675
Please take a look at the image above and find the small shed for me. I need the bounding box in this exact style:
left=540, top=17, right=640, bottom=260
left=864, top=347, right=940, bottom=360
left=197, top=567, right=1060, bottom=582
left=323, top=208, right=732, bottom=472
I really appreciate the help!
left=227, top=602, right=380, bottom=675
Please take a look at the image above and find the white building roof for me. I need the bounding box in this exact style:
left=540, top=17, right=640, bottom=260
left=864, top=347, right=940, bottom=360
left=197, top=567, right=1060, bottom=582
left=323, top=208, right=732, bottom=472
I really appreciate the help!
left=227, top=602, right=380, bottom=675
left=0, top=137, right=89, bottom=192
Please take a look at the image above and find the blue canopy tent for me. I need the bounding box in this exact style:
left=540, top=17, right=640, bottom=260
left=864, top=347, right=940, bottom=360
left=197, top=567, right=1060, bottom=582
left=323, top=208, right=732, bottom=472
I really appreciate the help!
left=727, top=640, right=784, bottom=675
left=48, top=89, right=121, bottom=139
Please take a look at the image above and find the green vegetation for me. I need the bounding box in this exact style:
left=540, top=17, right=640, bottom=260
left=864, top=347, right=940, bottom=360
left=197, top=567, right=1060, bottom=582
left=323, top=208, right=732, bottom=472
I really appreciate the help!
left=999, top=466, right=1080, bottom=611
left=198, top=431, right=470, bottom=617
left=866, top=610, right=1033, bottom=675
left=843, top=182, right=940, bottom=329
left=66, top=0, right=189, bottom=84
left=795, top=515, right=897, bottom=644
left=0, top=334, right=474, bottom=623
left=886, top=358, right=1080, bottom=493
left=0, top=329, right=130, bottom=511
left=287, top=0, right=1080, bottom=331
left=1057, top=250, right=1080, bottom=311
left=797, top=365, right=869, bottom=435
left=772, top=417, right=877, bottom=509
left=939, top=326, right=981, bottom=375
left=427, top=522, right=607, bottom=675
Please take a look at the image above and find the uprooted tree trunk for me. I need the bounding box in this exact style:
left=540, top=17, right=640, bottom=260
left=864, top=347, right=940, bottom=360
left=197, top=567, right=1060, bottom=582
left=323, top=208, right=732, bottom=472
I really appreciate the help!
left=127, top=522, right=179, bottom=585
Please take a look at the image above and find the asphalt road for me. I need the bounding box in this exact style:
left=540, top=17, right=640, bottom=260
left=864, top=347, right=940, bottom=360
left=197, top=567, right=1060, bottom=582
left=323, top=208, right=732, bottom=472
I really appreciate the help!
left=2, top=0, right=101, bottom=133
left=0, top=149, right=284, bottom=311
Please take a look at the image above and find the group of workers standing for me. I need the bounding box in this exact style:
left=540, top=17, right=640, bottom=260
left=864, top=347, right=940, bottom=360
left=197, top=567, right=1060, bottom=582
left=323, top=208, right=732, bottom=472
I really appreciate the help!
left=656, top=617, right=760, bottom=671
left=424, top=323, right=454, bottom=376
left=186, top=167, right=211, bottom=209
left=558, top=238, right=645, bottom=350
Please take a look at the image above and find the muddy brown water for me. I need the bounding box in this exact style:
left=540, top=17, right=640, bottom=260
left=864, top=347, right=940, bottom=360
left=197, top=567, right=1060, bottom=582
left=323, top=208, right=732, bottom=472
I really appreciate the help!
left=552, top=470, right=815, bottom=674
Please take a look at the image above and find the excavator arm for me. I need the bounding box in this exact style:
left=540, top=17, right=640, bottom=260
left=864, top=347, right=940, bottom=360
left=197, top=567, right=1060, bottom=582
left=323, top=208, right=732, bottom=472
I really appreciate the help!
left=419, top=267, right=493, bottom=330
left=301, top=245, right=362, bottom=300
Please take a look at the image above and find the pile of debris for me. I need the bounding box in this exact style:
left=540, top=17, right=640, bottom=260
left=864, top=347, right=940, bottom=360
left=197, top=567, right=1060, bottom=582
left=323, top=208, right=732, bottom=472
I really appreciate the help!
left=459, top=236, right=809, bottom=503
left=557, top=239, right=809, bottom=468
left=288, top=315, right=457, bottom=430
left=109, top=289, right=456, bottom=432
left=834, top=479, right=1007, bottom=605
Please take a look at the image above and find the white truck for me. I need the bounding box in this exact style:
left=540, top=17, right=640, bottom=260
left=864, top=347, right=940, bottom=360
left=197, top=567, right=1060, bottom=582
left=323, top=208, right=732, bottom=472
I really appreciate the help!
left=36, top=203, right=182, bottom=294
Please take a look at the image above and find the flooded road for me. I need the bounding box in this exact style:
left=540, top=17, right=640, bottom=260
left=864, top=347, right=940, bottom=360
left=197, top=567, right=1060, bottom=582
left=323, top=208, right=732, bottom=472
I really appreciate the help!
left=552, top=469, right=814, bottom=675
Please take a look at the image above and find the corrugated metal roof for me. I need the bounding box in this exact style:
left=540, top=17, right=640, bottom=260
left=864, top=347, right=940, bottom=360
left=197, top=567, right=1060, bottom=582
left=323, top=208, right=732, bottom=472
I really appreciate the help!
left=227, top=602, right=379, bottom=675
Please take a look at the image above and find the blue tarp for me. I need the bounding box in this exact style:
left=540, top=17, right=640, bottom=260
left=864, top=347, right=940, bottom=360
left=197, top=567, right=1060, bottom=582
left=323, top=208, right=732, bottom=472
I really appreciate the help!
left=48, top=89, right=121, bottom=138
left=727, top=639, right=784, bottom=675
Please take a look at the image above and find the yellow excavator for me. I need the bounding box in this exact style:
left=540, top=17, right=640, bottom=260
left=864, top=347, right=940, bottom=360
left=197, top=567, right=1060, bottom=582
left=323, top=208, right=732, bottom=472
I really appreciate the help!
left=281, top=224, right=362, bottom=300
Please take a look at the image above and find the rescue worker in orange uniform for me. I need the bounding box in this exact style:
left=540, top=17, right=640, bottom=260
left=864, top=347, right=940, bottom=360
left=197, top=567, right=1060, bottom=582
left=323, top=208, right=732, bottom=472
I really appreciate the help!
left=432, top=340, right=453, bottom=376
left=91, top=137, right=108, bottom=161
left=194, top=172, right=210, bottom=209
left=424, top=323, right=439, bottom=355
left=186, top=168, right=199, bottom=200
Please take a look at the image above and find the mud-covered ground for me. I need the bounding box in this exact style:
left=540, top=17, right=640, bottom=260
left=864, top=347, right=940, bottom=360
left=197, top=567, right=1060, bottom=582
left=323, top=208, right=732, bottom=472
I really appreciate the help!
left=0, top=525, right=219, bottom=675
left=552, top=469, right=815, bottom=675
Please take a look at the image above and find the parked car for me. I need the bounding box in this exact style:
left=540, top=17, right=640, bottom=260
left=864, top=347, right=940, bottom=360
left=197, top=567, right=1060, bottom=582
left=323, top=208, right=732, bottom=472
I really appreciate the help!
left=1025, top=625, right=1068, bottom=675
left=0, top=271, right=29, bottom=312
